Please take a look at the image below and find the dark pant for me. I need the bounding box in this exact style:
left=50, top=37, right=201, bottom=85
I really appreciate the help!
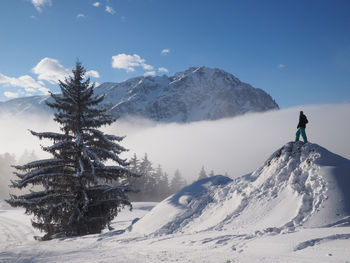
left=295, top=128, right=307, bottom=143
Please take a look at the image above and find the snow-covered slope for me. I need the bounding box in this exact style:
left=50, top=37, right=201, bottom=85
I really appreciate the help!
left=0, top=95, right=52, bottom=116
left=1, top=142, right=350, bottom=262
left=0, top=67, right=278, bottom=122
left=131, top=141, right=350, bottom=236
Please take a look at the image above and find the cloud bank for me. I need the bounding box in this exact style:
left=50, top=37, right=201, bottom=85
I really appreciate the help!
left=106, top=103, right=350, bottom=181
left=0, top=103, right=349, bottom=186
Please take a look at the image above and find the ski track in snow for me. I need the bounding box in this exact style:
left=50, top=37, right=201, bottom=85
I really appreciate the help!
left=0, top=211, right=35, bottom=245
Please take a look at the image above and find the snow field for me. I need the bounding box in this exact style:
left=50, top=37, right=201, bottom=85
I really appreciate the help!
left=1, top=142, right=350, bottom=262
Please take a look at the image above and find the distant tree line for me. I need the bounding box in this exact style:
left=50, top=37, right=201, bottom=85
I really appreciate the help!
left=0, top=150, right=220, bottom=202
left=126, top=153, right=187, bottom=202
left=126, top=155, right=221, bottom=202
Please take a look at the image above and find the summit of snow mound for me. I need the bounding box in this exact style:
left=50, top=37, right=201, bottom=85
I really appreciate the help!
left=131, top=142, right=350, bottom=236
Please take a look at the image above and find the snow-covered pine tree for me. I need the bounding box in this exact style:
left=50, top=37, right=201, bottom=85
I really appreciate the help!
left=7, top=61, right=136, bottom=240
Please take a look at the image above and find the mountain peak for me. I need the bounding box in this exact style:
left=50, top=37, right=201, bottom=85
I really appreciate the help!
left=0, top=66, right=279, bottom=122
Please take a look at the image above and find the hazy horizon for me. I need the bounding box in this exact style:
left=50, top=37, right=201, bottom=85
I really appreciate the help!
left=0, top=103, right=349, bottom=196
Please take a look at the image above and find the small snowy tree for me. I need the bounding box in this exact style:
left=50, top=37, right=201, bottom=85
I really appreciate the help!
left=7, top=61, right=136, bottom=240
left=197, top=166, right=208, bottom=181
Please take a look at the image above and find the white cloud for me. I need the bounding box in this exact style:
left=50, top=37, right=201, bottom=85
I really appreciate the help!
left=0, top=72, right=49, bottom=96
left=86, top=70, right=100, bottom=78
left=0, top=73, right=45, bottom=91
left=92, top=2, right=100, bottom=7
left=144, top=71, right=156, bottom=77
left=4, top=91, right=19, bottom=99
left=32, top=57, right=70, bottom=84
left=1, top=58, right=99, bottom=99
left=142, top=64, right=154, bottom=71
left=278, top=64, right=286, bottom=69
left=76, top=14, right=86, bottom=19
left=112, top=54, right=154, bottom=72
left=158, top=67, right=168, bottom=73
left=31, top=0, right=52, bottom=13
left=161, top=49, right=170, bottom=55
left=105, top=5, right=115, bottom=14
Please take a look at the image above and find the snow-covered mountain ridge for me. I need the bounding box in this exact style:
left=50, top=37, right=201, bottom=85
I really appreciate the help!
left=131, top=141, right=350, bottom=236
left=0, top=66, right=279, bottom=122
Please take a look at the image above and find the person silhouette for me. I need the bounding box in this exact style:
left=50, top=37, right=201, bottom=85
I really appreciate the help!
left=295, top=111, right=308, bottom=143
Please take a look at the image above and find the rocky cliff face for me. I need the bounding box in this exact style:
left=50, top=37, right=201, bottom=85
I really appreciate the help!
left=0, top=66, right=279, bottom=122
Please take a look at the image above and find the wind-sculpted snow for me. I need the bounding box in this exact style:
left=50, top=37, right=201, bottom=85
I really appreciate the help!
left=131, top=142, right=350, bottom=236
left=1, top=144, right=350, bottom=262
left=131, top=175, right=233, bottom=235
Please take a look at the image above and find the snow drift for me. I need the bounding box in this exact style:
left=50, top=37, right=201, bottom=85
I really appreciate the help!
left=131, top=141, right=350, bottom=236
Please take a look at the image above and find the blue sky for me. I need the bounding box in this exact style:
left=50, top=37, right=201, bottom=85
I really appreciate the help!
left=0, top=0, right=349, bottom=107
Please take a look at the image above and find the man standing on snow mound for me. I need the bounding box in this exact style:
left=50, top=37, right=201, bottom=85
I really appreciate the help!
left=295, top=111, right=308, bottom=143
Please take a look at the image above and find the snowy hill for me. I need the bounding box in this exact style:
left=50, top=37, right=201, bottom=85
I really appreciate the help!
left=1, top=141, right=350, bottom=262
left=131, top=141, right=350, bottom=236
left=0, top=67, right=278, bottom=122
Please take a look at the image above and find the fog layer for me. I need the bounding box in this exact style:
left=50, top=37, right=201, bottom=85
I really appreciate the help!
left=0, top=103, right=349, bottom=186
left=109, top=103, right=350, bottom=181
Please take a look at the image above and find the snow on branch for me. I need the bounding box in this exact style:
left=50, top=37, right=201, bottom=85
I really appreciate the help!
left=86, top=147, right=105, bottom=168
left=96, top=147, right=129, bottom=166
left=13, top=158, right=64, bottom=170
left=8, top=193, right=61, bottom=206
left=30, top=131, right=73, bottom=141
left=42, top=140, right=75, bottom=152
left=13, top=173, right=65, bottom=189
left=15, top=165, right=64, bottom=182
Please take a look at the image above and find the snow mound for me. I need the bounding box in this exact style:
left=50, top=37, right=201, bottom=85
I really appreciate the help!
left=131, top=142, right=350, bottom=236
